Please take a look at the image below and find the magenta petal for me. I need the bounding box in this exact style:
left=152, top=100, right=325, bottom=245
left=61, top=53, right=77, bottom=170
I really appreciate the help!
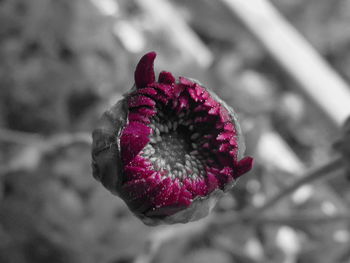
left=217, top=167, right=234, bottom=187
left=188, top=84, right=207, bottom=102
left=147, top=179, right=188, bottom=216
left=193, top=104, right=208, bottom=113
left=177, top=188, right=193, bottom=207
left=183, top=178, right=196, bottom=194
left=194, top=84, right=205, bottom=96
left=128, top=112, right=151, bottom=123
left=229, top=150, right=238, bottom=158
left=206, top=172, right=219, bottom=192
left=219, top=143, right=231, bottom=152
left=208, top=106, right=220, bottom=115
left=120, top=133, right=149, bottom=164
left=152, top=83, right=173, bottom=98
left=220, top=166, right=233, bottom=176
left=134, top=51, right=156, bottom=89
left=120, top=122, right=151, bottom=164
left=188, top=87, right=200, bottom=102
left=128, top=95, right=156, bottom=108
left=217, top=132, right=233, bottom=141
left=124, top=166, right=155, bottom=180
left=144, top=179, right=184, bottom=217
left=217, top=154, right=232, bottom=167
left=164, top=179, right=181, bottom=205
left=176, top=94, right=190, bottom=111
left=179, top=77, right=194, bottom=86
left=158, top=71, right=175, bottom=84
left=153, top=93, right=168, bottom=104
left=137, top=87, right=158, bottom=96
left=224, top=123, right=234, bottom=131
left=122, top=173, right=161, bottom=213
left=173, top=83, right=185, bottom=98
left=194, top=84, right=209, bottom=100
left=195, top=178, right=208, bottom=196
left=122, top=121, right=151, bottom=136
left=122, top=173, right=161, bottom=200
left=152, top=177, right=173, bottom=207
left=235, top=156, right=254, bottom=178
left=207, top=167, right=220, bottom=175
left=229, top=137, right=238, bottom=147
left=130, top=107, right=157, bottom=118
left=219, top=107, right=231, bottom=123
left=204, top=97, right=219, bottom=108
left=128, top=155, right=152, bottom=168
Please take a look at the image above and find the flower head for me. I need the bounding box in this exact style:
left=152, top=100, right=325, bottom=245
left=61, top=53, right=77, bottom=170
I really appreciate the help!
left=92, top=52, right=253, bottom=225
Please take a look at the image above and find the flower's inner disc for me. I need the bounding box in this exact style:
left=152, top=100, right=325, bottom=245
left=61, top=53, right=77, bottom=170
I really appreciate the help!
left=141, top=111, right=206, bottom=180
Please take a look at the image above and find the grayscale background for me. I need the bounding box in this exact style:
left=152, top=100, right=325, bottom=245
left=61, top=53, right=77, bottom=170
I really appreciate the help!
left=0, top=0, right=350, bottom=263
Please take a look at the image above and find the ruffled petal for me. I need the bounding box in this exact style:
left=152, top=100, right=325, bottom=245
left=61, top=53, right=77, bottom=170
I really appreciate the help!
left=128, top=95, right=156, bottom=108
left=158, top=71, right=175, bottom=84
left=124, top=166, right=155, bottom=180
left=206, top=172, right=219, bottom=192
left=120, top=122, right=151, bottom=164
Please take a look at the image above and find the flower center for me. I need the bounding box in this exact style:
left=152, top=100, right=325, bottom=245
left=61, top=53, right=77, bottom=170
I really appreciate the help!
left=141, top=111, right=206, bottom=180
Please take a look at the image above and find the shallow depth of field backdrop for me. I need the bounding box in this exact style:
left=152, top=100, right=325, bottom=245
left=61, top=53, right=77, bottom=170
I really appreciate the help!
left=1, top=0, right=350, bottom=263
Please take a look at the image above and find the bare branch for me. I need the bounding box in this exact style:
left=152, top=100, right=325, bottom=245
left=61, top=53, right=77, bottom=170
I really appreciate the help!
left=0, top=128, right=42, bottom=144
left=246, top=157, right=343, bottom=217
left=0, top=131, right=91, bottom=176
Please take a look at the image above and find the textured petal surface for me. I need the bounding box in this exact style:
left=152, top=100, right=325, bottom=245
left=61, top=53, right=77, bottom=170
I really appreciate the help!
left=158, top=71, right=175, bottom=84
left=128, top=95, right=156, bottom=108
left=235, top=157, right=254, bottom=178
left=120, top=122, right=151, bottom=164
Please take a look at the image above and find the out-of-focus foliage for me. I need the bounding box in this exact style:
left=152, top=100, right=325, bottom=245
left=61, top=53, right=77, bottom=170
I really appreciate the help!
left=0, top=0, right=350, bottom=262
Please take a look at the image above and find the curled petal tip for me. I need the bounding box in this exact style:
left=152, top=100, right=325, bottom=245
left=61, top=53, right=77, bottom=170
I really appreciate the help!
left=135, top=51, right=157, bottom=89
left=235, top=156, right=254, bottom=178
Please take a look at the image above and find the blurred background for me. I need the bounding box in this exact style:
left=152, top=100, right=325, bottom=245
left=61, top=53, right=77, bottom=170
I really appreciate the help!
left=1, top=0, right=350, bottom=262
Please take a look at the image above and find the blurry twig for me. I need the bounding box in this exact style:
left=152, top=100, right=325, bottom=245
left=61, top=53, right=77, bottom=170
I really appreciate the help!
left=0, top=128, right=91, bottom=148
left=221, top=0, right=350, bottom=126
left=40, top=132, right=92, bottom=152
left=245, top=157, right=343, bottom=217
left=0, top=129, right=91, bottom=175
left=256, top=213, right=350, bottom=226
left=254, top=130, right=349, bottom=218
left=134, top=219, right=209, bottom=263
left=212, top=156, right=345, bottom=228
left=0, top=128, right=42, bottom=144
left=214, top=210, right=350, bottom=229
left=134, top=209, right=350, bottom=263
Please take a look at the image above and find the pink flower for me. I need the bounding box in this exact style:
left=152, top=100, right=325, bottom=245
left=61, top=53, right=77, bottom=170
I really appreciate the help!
left=92, top=52, right=253, bottom=225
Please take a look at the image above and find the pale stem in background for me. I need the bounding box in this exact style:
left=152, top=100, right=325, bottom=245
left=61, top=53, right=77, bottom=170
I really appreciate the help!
left=135, top=0, right=213, bottom=68
left=222, top=0, right=350, bottom=126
